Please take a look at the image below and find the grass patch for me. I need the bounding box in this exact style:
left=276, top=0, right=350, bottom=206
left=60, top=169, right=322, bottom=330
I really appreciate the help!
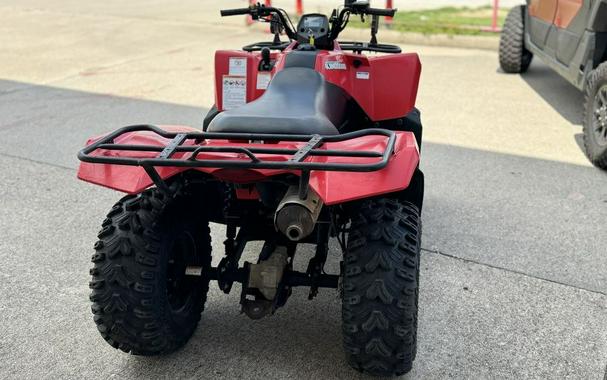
left=351, top=6, right=508, bottom=36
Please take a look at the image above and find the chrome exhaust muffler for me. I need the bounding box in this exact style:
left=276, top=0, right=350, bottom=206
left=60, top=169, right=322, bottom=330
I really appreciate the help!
left=274, top=186, right=323, bottom=241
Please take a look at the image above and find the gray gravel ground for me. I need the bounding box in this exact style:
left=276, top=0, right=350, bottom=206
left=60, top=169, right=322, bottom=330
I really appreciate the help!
left=0, top=1, right=605, bottom=379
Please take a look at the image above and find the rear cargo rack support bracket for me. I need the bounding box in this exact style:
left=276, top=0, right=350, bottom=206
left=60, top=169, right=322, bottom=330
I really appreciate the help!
left=298, top=170, right=311, bottom=200
left=289, top=135, right=322, bottom=200
left=143, top=165, right=172, bottom=197
left=290, top=134, right=322, bottom=163
left=158, top=133, right=187, bottom=159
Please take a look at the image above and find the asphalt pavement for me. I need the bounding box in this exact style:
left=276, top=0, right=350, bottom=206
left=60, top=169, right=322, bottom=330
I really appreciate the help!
left=0, top=1, right=605, bottom=379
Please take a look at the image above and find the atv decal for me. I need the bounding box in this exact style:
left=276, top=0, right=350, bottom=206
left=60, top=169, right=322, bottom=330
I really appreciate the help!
left=228, top=57, right=247, bottom=76
left=356, top=71, right=370, bottom=80
left=324, top=61, right=347, bottom=70
left=256, top=72, right=272, bottom=90
left=222, top=76, right=246, bottom=110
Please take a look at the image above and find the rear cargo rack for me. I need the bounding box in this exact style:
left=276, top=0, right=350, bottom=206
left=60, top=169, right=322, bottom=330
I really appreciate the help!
left=78, top=124, right=397, bottom=197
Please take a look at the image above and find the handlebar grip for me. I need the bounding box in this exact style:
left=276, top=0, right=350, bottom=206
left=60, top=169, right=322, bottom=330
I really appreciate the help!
left=366, top=7, right=397, bottom=17
left=220, top=8, right=251, bottom=17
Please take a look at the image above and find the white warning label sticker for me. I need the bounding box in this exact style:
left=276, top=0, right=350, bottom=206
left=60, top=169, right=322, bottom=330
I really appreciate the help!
left=229, top=57, right=247, bottom=76
left=356, top=71, right=370, bottom=80
left=222, top=76, right=247, bottom=110
left=256, top=72, right=272, bottom=90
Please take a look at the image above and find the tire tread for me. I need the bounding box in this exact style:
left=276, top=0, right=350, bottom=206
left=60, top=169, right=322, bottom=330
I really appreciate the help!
left=499, top=5, right=533, bottom=74
left=89, top=187, right=211, bottom=355
left=343, top=198, right=421, bottom=376
left=583, top=62, right=607, bottom=169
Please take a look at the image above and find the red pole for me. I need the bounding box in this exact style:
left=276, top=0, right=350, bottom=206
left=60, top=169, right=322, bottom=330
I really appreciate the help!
left=385, top=0, right=393, bottom=26
left=492, top=0, right=499, bottom=31
left=246, top=0, right=255, bottom=25
left=265, top=0, right=272, bottom=33
left=295, top=0, right=304, bottom=16
left=481, top=0, right=501, bottom=32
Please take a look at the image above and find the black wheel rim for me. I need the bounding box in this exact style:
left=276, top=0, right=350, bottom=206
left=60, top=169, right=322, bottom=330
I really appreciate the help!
left=593, top=85, right=607, bottom=146
left=166, top=231, right=198, bottom=313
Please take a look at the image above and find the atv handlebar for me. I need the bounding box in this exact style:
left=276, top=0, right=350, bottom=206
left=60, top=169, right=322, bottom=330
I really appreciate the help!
left=220, top=5, right=396, bottom=18
left=365, top=7, right=396, bottom=17
left=220, top=5, right=297, bottom=40
left=220, top=3, right=397, bottom=45
left=220, top=8, right=251, bottom=17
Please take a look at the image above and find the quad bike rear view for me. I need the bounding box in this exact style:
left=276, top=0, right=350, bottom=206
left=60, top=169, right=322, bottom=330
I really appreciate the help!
left=78, top=1, right=424, bottom=376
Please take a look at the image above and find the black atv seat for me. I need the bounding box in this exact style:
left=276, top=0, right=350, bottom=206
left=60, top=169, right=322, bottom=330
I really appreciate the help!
left=207, top=67, right=347, bottom=136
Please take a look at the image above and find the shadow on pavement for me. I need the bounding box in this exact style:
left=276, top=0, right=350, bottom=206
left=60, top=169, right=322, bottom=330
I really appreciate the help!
left=422, top=142, right=607, bottom=294
left=520, top=60, right=584, bottom=125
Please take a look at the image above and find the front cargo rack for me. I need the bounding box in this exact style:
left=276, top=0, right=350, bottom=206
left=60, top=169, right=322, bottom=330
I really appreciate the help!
left=78, top=124, right=397, bottom=198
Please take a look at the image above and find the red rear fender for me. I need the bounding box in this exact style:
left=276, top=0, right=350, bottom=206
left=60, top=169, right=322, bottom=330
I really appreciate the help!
left=77, top=126, right=419, bottom=205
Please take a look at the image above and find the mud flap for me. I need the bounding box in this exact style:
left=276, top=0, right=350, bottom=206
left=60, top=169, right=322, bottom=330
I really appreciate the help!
left=398, top=168, right=424, bottom=212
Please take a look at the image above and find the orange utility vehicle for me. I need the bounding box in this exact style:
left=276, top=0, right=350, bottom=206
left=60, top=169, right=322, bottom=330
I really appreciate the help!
left=499, top=0, right=607, bottom=169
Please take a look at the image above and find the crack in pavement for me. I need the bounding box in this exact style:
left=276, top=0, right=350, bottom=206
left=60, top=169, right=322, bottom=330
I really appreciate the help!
left=0, top=153, right=73, bottom=172
left=422, top=247, right=607, bottom=297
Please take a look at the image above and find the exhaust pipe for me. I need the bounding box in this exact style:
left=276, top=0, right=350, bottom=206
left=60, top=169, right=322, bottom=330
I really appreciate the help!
left=275, top=186, right=323, bottom=241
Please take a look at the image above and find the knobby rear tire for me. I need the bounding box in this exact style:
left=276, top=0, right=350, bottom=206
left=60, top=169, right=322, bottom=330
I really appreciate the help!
left=89, top=186, right=212, bottom=355
left=342, top=198, right=421, bottom=376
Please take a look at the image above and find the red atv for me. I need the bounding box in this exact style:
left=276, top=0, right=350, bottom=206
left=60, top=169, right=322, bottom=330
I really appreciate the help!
left=78, top=1, right=423, bottom=376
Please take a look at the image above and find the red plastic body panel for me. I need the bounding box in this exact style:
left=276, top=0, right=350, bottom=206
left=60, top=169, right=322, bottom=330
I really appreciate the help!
left=313, top=48, right=421, bottom=121
left=77, top=125, right=198, bottom=193
left=214, top=43, right=421, bottom=121
left=214, top=50, right=267, bottom=109
left=77, top=126, right=420, bottom=205
left=235, top=186, right=260, bottom=200
left=80, top=44, right=422, bottom=201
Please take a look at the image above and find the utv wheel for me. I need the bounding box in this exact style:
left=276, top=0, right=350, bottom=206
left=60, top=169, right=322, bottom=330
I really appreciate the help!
left=342, top=199, right=421, bottom=376
left=584, top=62, right=607, bottom=170
left=89, top=186, right=212, bottom=355
left=499, top=5, right=533, bottom=74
